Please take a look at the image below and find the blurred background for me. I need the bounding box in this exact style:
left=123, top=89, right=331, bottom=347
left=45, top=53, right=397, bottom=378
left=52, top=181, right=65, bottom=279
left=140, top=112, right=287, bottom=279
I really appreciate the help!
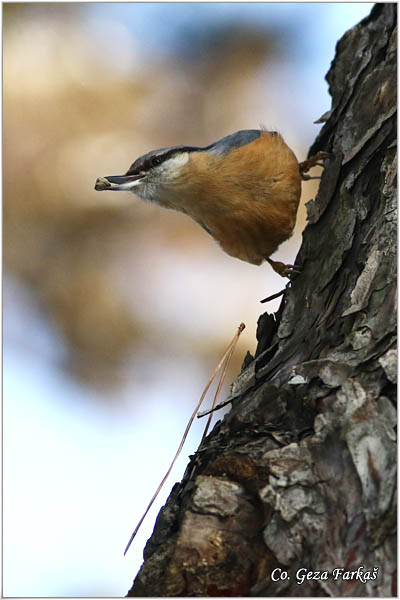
left=3, top=2, right=373, bottom=596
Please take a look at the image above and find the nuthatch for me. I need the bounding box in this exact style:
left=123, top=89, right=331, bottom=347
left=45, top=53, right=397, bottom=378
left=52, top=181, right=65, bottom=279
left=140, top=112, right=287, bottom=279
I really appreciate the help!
left=95, top=129, right=325, bottom=276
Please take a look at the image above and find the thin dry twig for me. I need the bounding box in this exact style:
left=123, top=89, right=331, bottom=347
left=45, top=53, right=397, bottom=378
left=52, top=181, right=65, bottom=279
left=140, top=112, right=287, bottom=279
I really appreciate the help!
left=123, top=322, right=246, bottom=556
left=260, top=281, right=292, bottom=304
left=200, top=327, right=243, bottom=444
left=197, top=396, right=234, bottom=418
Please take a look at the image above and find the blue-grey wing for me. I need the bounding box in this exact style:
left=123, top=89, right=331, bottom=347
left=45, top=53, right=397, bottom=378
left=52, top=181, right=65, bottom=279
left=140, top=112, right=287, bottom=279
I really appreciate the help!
left=206, top=130, right=262, bottom=156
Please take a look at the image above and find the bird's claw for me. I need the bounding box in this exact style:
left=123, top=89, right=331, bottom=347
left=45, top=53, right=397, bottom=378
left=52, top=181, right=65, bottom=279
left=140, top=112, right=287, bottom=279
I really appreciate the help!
left=267, top=258, right=301, bottom=278
left=299, top=151, right=332, bottom=179
left=281, top=263, right=301, bottom=278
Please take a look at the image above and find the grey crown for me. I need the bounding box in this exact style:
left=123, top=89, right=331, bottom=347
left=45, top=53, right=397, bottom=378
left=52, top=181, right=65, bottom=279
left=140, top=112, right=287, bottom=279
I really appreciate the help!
left=125, top=130, right=263, bottom=175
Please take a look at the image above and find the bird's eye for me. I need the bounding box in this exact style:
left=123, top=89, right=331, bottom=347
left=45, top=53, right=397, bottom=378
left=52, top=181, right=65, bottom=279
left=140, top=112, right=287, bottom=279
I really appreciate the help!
left=151, top=156, right=162, bottom=167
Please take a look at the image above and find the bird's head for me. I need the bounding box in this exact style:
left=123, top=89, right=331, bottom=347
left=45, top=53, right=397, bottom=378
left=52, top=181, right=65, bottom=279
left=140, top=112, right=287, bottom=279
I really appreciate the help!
left=94, top=130, right=263, bottom=208
left=94, top=144, right=202, bottom=205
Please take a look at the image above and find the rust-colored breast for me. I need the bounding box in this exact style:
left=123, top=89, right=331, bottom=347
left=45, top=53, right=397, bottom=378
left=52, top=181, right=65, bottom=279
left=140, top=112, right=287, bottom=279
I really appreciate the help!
left=183, top=131, right=302, bottom=265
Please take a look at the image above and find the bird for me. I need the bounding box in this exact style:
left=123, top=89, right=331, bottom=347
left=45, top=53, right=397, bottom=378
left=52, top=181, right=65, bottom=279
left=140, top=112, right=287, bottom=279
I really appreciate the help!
left=95, top=129, right=326, bottom=277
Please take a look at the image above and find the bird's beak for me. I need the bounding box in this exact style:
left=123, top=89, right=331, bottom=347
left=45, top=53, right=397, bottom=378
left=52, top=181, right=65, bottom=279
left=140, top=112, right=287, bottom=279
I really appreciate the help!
left=94, top=173, right=144, bottom=191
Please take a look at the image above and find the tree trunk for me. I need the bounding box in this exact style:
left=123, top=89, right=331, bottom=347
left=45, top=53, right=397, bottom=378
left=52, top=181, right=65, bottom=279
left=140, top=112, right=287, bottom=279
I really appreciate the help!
left=127, top=4, right=397, bottom=596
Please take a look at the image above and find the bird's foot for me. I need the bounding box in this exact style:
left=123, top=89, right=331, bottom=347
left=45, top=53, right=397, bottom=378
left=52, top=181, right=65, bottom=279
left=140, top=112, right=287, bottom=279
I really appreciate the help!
left=299, top=151, right=332, bottom=180
left=267, top=258, right=301, bottom=278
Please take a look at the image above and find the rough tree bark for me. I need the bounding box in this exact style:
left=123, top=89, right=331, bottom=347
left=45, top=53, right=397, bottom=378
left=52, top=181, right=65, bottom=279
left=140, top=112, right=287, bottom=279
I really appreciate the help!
left=127, top=5, right=396, bottom=596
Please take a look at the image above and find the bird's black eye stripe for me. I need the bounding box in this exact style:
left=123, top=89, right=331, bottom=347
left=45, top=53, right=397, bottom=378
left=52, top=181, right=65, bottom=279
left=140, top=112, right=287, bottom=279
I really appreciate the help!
left=151, top=156, right=163, bottom=167
left=126, top=145, right=201, bottom=176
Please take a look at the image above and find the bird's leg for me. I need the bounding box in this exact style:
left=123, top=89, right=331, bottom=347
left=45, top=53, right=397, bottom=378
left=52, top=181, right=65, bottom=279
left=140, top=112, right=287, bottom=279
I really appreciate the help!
left=299, top=151, right=332, bottom=180
left=267, top=257, right=301, bottom=278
